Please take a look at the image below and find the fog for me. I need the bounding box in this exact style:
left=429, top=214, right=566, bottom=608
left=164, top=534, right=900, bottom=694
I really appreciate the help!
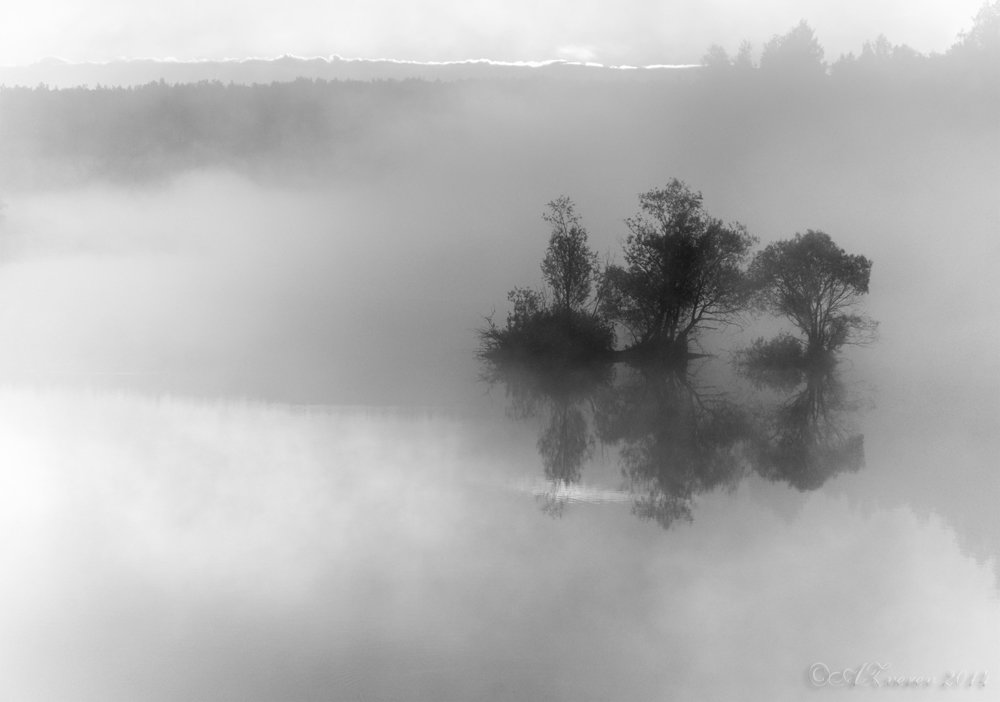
left=1, top=387, right=997, bottom=702
left=0, top=173, right=510, bottom=404
left=1, top=76, right=995, bottom=405
left=0, top=40, right=998, bottom=700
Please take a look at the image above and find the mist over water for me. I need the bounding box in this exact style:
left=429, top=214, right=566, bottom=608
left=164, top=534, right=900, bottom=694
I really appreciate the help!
left=0, top=41, right=998, bottom=700
left=0, top=172, right=503, bottom=404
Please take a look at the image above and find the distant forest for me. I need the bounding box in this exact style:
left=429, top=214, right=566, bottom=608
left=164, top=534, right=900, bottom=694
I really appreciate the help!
left=0, top=10, right=996, bottom=187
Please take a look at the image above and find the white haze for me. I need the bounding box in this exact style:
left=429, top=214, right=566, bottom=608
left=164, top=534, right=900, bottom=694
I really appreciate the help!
left=0, top=66, right=996, bottom=701
left=0, top=172, right=523, bottom=405
left=0, top=97, right=995, bottom=410
left=0, top=386, right=997, bottom=702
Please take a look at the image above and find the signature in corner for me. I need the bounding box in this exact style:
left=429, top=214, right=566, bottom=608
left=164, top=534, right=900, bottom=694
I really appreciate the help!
left=809, top=662, right=988, bottom=690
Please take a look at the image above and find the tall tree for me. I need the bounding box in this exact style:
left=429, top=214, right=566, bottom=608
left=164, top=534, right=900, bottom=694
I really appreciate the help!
left=952, top=0, right=1000, bottom=55
left=600, top=180, right=755, bottom=359
left=540, top=196, right=599, bottom=315
left=734, top=41, right=756, bottom=71
left=759, top=20, right=826, bottom=79
left=750, top=230, right=874, bottom=355
left=948, top=0, right=1000, bottom=85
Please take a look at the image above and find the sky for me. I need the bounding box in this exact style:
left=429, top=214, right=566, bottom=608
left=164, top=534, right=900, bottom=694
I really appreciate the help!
left=0, top=0, right=985, bottom=67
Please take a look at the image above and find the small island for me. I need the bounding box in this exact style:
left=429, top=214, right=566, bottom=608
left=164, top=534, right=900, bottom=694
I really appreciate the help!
left=480, top=178, right=875, bottom=369
left=480, top=180, right=877, bottom=525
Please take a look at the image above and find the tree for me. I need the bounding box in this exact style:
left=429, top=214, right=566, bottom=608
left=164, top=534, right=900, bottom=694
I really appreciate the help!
left=952, top=0, right=1000, bottom=55
left=478, top=199, right=614, bottom=364
left=600, top=180, right=755, bottom=359
left=701, top=44, right=732, bottom=71
left=947, top=0, right=1000, bottom=85
left=701, top=41, right=755, bottom=74
left=505, top=286, right=544, bottom=331
left=759, top=20, right=826, bottom=79
left=734, top=41, right=756, bottom=71
left=540, top=196, right=599, bottom=315
left=750, top=230, right=874, bottom=355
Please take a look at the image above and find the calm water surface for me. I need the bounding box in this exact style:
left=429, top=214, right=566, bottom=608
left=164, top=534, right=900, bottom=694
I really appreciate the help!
left=0, top=176, right=997, bottom=701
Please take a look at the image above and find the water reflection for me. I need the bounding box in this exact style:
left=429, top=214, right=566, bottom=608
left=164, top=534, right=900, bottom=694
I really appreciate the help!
left=481, top=361, right=610, bottom=516
left=746, top=358, right=865, bottom=491
left=483, top=353, right=867, bottom=526
left=596, top=362, right=749, bottom=528
left=2, top=384, right=995, bottom=702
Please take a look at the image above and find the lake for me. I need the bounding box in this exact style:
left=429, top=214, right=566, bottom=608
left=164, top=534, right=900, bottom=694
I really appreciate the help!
left=0, top=98, right=997, bottom=699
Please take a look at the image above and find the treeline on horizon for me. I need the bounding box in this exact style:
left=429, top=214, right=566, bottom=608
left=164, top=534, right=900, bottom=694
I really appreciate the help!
left=0, top=5, right=996, bottom=187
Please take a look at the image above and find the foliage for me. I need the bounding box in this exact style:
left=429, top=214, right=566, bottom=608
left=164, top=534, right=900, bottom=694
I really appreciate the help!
left=738, top=334, right=805, bottom=367
left=759, top=21, right=826, bottom=78
left=505, top=286, right=545, bottom=331
left=750, top=230, right=874, bottom=354
left=952, top=1, right=1000, bottom=55
left=0, top=34, right=994, bottom=189
left=479, top=199, right=614, bottom=364
left=600, top=179, right=755, bottom=357
left=540, top=196, right=600, bottom=315
left=702, top=45, right=732, bottom=71
left=734, top=334, right=810, bottom=390
left=734, top=41, right=756, bottom=70
left=479, top=306, right=616, bottom=365
left=948, top=1, right=1000, bottom=87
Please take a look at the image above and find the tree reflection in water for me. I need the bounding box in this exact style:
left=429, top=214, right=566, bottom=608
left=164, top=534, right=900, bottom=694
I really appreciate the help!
left=481, top=350, right=866, bottom=527
left=740, top=353, right=865, bottom=491
left=595, top=362, right=750, bottom=528
left=480, top=360, right=611, bottom=516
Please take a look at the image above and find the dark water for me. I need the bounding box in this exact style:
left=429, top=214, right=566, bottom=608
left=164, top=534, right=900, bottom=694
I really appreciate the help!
left=0, top=170, right=997, bottom=700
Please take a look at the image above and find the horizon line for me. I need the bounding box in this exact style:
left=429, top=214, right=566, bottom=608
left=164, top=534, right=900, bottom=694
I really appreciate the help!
left=0, top=54, right=703, bottom=71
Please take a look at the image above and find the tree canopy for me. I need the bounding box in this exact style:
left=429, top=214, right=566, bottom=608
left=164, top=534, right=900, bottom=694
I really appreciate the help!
left=759, top=20, right=826, bottom=78
left=479, top=200, right=614, bottom=365
left=540, top=196, right=599, bottom=315
left=750, top=230, right=873, bottom=355
left=482, top=185, right=875, bottom=368
left=600, top=179, right=755, bottom=358
left=953, top=0, right=1000, bottom=56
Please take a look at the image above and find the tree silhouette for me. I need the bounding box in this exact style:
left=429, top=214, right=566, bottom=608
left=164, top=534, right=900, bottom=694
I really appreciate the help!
left=701, top=45, right=732, bottom=71
left=952, top=1, right=1000, bottom=56
left=947, top=0, right=1000, bottom=88
left=734, top=41, right=756, bottom=71
left=750, top=230, right=874, bottom=355
left=540, top=196, right=600, bottom=315
left=478, top=200, right=614, bottom=364
left=759, top=20, right=826, bottom=79
left=600, top=180, right=755, bottom=361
